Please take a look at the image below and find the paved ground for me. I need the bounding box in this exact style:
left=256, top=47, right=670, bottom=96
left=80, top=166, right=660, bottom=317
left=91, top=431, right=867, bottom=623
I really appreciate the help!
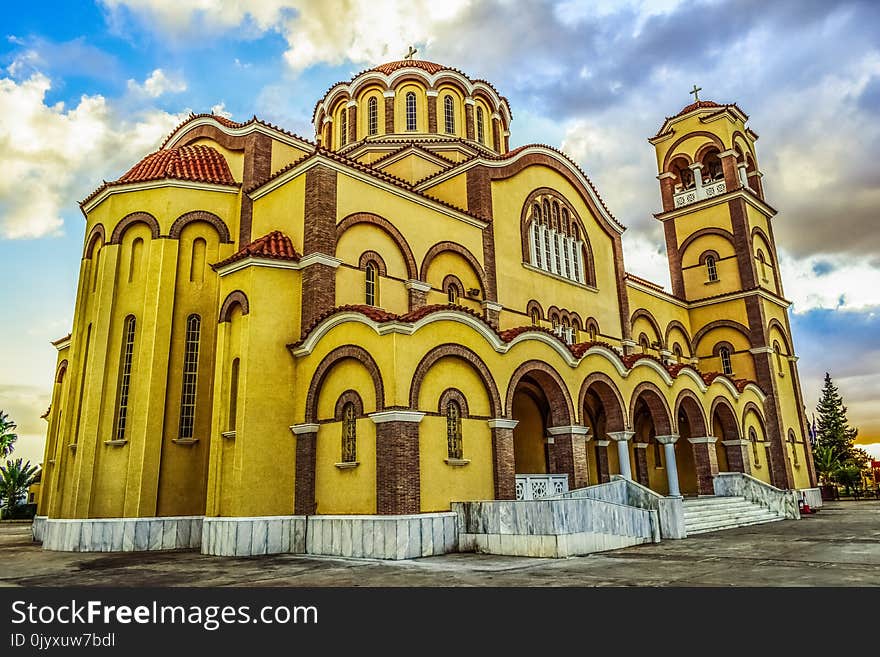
left=2, top=501, right=879, bottom=586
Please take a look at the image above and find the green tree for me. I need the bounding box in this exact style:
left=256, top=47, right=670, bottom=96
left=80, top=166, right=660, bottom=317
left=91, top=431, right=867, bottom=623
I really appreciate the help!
left=815, top=373, right=858, bottom=462
left=0, top=458, right=39, bottom=517
left=0, top=411, right=17, bottom=459
left=812, top=444, right=842, bottom=486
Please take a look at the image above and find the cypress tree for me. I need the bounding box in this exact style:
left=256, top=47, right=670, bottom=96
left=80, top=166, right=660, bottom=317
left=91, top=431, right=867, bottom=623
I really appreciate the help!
left=815, top=372, right=859, bottom=462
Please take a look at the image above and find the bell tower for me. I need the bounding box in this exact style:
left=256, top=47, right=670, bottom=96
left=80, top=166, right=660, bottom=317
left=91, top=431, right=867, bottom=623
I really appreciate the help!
left=648, top=92, right=815, bottom=491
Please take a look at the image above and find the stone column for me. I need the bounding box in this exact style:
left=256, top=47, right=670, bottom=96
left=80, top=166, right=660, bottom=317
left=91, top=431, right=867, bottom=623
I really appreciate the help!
left=656, top=434, right=681, bottom=497
left=488, top=419, right=517, bottom=500
left=595, top=440, right=611, bottom=483
left=689, top=436, right=719, bottom=495
left=633, top=442, right=650, bottom=487
left=383, top=91, right=395, bottom=134
left=370, top=411, right=424, bottom=515
left=290, top=423, right=319, bottom=515
left=405, top=280, right=431, bottom=312
left=548, top=426, right=591, bottom=490
left=689, top=162, right=705, bottom=198
left=737, top=162, right=749, bottom=188
left=608, top=431, right=635, bottom=480
left=723, top=439, right=752, bottom=475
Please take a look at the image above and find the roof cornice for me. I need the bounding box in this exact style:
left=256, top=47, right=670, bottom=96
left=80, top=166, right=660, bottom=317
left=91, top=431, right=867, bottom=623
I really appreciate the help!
left=81, top=179, right=240, bottom=215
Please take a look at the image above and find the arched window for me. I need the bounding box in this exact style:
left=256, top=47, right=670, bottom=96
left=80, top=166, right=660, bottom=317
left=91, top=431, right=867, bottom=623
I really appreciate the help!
left=342, top=402, right=357, bottom=463
left=446, top=400, right=463, bottom=460
left=673, top=343, right=683, bottom=362
left=447, top=285, right=458, bottom=305
left=588, top=323, right=597, bottom=342
left=406, top=92, right=417, bottom=131
left=705, top=255, right=718, bottom=282
left=178, top=314, right=201, bottom=439
left=543, top=199, right=551, bottom=227
left=719, top=346, right=733, bottom=375
left=365, top=261, right=378, bottom=306
left=476, top=106, right=485, bottom=143
left=367, top=97, right=378, bottom=136
left=527, top=195, right=586, bottom=284
left=443, top=95, right=454, bottom=134
left=788, top=429, right=799, bottom=466
left=757, top=250, right=768, bottom=282
left=562, top=207, right=570, bottom=234
left=773, top=340, right=784, bottom=375
left=749, top=426, right=760, bottom=465
left=228, top=357, right=240, bottom=432
left=531, top=309, right=540, bottom=325
left=639, top=334, right=650, bottom=352
left=114, top=315, right=137, bottom=441
left=703, top=148, right=723, bottom=181
left=340, top=107, right=347, bottom=147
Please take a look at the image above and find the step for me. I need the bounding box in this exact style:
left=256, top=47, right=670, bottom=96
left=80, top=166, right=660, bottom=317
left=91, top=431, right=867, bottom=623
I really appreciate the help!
left=687, top=515, right=785, bottom=535
left=684, top=506, right=772, bottom=524
left=685, top=510, right=779, bottom=531
left=682, top=496, right=746, bottom=507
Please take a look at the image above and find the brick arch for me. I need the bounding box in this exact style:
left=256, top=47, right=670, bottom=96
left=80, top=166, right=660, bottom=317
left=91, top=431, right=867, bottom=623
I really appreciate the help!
left=693, top=320, right=752, bottom=351
left=409, top=344, right=502, bottom=417
left=678, top=227, right=736, bottom=257
left=661, top=131, right=725, bottom=172
left=55, top=359, right=69, bottom=384
left=419, top=241, right=488, bottom=295
left=438, top=387, right=470, bottom=417
left=767, top=319, right=792, bottom=354
left=629, top=381, right=673, bottom=435
left=169, top=210, right=232, bottom=243
left=334, top=389, right=365, bottom=419
left=306, top=345, right=385, bottom=423
left=579, top=372, right=627, bottom=432
left=442, top=274, right=465, bottom=300
left=109, top=212, right=160, bottom=244
left=218, top=290, right=249, bottom=323
left=505, top=360, right=574, bottom=426
left=337, top=212, right=418, bottom=280
left=710, top=396, right=740, bottom=440
left=674, top=388, right=708, bottom=436
left=359, top=250, right=387, bottom=276
left=740, top=401, right=765, bottom=438
left=694, top=142, right=722, bottom=167
left=83, top=224, right=106, bottom=258
left=526, top=300, right=544, bottom=321
left=664, top=320, right=693, bottom=356
left=630, top=308, right=664, bottom=348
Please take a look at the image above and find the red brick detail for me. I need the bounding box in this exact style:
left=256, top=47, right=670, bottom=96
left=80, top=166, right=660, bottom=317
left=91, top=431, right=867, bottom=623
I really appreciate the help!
left=109, top=212, right=160, bottom=244
left=83, top=223, right=106, bottom=258
left=376, top=420, right=420, bottom=514
left=724, top=441, right=750, bottom=475
left=408, top=287, right=428, bottom=312
left=659, top=175, right=675, bottom=213
left=691, top=440, right=719, bottom=494
left=347, top=105, right=357, bottom=143
left=492, top=117, right=501, bottom=152
left=548, top=434, right=575, bottom=484
left=337, top=213, right=418, bottom=280
left=612, top=234, right=633, bottom=349
left=419, top=241, right=489, bottom=298
left=505, top=361, right=574, bottom=426
left=465, top=103, right=475, bottom=140
left=301, top=165, right=338, bottom=336
left=169, top=210, right=232, bottom=243
left=240, top=132, right=272, bottom=246
left=663, top=219, right=685, bottom=298
left=491, top=426, right=515, bottom=499
left=628, top=381, right=673, bottom=435
left=659, top=131, right=725, bottom=171
left=409, top=343, right=502, bottom=417
left=358, top=250, right=387, bottom=276
left=301, top=263, right=336, bottom=338
left=334, top=389, right=365, bottom=419
left=294, top=432, right=317, bottom=515
left=427, top=94, right=437, bottom=133
left=579, top=373, right=627, bottom=433
left=218, top=290, right=250, bottom=323
left=692, top=320, right=751, bottom=350
left=384, top=96, right=395, bottom=133
left=788, top=359, right=817, bottom=486
left=728, top=197, right=757, bottom=289
left=674, top=389, right=708, bottom=436
left=633, top=445, right=650, bottom=486
left=305, top=345, right=385, bottom=423
left=721, top=153, right=741, bottom=191
left=595, top=443, right=611, bottom=483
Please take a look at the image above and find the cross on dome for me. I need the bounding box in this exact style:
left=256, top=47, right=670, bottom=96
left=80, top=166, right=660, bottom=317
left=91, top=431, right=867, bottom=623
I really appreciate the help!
left=404, top=45, right=418, bottom=60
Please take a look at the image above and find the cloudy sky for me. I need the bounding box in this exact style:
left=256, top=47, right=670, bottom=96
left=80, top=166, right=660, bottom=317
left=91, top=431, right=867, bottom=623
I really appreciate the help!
left=1, top=0, right=878, bottom=466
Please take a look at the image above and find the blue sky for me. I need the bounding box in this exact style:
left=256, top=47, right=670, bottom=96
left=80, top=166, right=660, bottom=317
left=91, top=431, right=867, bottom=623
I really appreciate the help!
left=1, top=0, right=878, bottom=464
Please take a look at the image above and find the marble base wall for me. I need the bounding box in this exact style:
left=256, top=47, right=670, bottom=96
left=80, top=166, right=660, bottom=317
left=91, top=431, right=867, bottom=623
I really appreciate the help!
left=713, top=472, right=800, bottom=519
left=306, top=513, right=457, bottom=560
left=459, top=530, right=648, bottom=558
left=798, top=487, right=823, bottom=509
left=201, top=516, right=307, bottom=557
left=41, top=517, right=202, bottom=552
left=32, top=516, right=47, bottom=542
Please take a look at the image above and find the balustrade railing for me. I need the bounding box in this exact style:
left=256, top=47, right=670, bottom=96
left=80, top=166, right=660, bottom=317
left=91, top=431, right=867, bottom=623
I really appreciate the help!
left=515, top=474, right=569, bottom=500
left=673, top=179, right=727, bottom=208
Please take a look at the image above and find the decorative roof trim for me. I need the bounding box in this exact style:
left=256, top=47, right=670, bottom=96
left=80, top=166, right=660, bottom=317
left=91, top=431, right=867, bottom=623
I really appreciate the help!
left=51, top=334, right=72, bottom=350
left=161, top=113, right=316, bottom=152
left=81, top=179, right=239, bottom=214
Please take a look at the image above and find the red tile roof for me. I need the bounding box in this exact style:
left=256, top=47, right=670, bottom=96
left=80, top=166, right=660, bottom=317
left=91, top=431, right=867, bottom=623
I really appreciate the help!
left=119, top=145, right=236, bottom=185
left=159, top=112, right=316, bottom=150
left=674, top=100, right=722, bottom=117
left=372, top=60, right=446, bottom=75
left=212, top=231, right=300, bottom=269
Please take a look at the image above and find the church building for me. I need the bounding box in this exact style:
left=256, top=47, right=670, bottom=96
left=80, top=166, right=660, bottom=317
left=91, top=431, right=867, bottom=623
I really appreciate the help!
left=34, top=58, right=817, bottom=557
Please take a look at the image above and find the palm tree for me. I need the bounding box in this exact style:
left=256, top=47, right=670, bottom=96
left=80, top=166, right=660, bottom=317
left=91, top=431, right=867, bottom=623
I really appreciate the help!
left=0, top=411, right=17, bottom=458
left=0, top=458, right=38, bottom=518
left=812, top=444, right=841, bottom=486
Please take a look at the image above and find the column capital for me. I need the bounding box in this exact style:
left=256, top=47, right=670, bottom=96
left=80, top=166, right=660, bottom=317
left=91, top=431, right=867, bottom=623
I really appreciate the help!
left=596, top=440, right=610, bottom=447
left=688, top=436, right=717, bottom=444
left=655, top=434, right=680, bottom=445
left=719, top=148, right=738, bottom=158
left=299, top=253, right=342, bottom=269
left=722, top=439, right=749, bottom=446
left=607, top=431, right=635, bottom=442
left=547, top=425, right=591, bottom=436
left=633, top=442, right=649, bottom=449
left=369, top=410, right=425, bottom=424
left=657, top=171, right=676, bottom=180
left=487, top=418, right=518, bottom=429
left=405, top=279, right=431, bottom=292
left=425, top=89, right=439, bottom=97
left=688, top=162, right=704, bottom=170
left=382, top=90, right=396, bottom=98
left=481, top=300, right=503, bottom=312
left=289, top=423, right=319, bottom=435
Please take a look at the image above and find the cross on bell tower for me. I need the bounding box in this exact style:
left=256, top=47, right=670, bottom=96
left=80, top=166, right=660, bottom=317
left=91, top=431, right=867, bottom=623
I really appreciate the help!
left=689, top=84, right=702, bottom=102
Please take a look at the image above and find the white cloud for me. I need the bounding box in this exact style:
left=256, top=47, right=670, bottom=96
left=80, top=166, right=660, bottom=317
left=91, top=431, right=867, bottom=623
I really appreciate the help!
left=0, top=72, right=189, bottom=239
left=210, top=102, right=232, bottom=118
left=779, top=251, right=880, bottom=313
left=126, top=68, right=187, bottom=97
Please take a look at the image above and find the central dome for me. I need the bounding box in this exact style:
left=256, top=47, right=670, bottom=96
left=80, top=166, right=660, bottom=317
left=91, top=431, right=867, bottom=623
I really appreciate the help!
left=312, top=59, right=512, bottom=155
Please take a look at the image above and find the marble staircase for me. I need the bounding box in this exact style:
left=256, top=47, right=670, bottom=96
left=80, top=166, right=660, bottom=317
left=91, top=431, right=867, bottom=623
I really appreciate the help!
left=682, top=496, right=784, bottom=535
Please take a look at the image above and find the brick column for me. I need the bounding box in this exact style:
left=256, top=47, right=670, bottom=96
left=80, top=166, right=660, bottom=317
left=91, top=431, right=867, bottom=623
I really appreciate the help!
left=689, top=436, right=719, bottom=495
left=719, top=149, right=740, bottom=190
left=488, top=419, right=517, bottom=500
left=371, top=411, right=424, bottom=515
left=481, top=301, right=502, bottom=329
left=290, top=423, right=319, bottom=515
left=656, top=434, right=681, bottom=497
left=383, top=91, right=395, bottom=134
left=723, top=439, right=752, bottom=475
left=547, top=426, right=590, bottom=490
left=633, top=443, right=650, bottom=487
left=657, top=171, right=676, bottom=213
left=405, top=280, right=430, bottom=312
left=608, top=431, right=635, bottom=480
left=464, top=98, right=475, bottom=140
left=347, top=103, right=357, bottom=144
left=427, top=91, right=438, bottom=133
left=595, top=440, right=611, bottom=483
left=491, top=115, right=501, bottom=151
left=301, top=165, right=338, bottom=337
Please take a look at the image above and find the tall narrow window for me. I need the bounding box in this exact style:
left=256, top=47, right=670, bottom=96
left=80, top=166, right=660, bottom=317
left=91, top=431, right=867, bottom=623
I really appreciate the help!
left=342, top=402, right=357, bottom=463
left=774, top=340, right=784, bottom=375
left=406, top=92, right=417, bottom=131
left=588, top=323, right=597, bottom=342
left=178, top=314, right=201, bottom=439
left=640, top=335, right=650, bottom=353
left=749, top=427, right=760, bottom=465
left=706, top=255, right=718, bottom=282
left=444, top=95, right=454, bottom=134
left=190, top=237, right=206, bottom=283
left=368, top=97, right=378, bottom=136
left=789, top=430, right=799, bottom=466
left=228, top=357, right=240, bottom=432
left=758, top=250, right=768, bottom=282
left=72, top=324, right=92, bottom=445
left=562, top=234, right=572, bottom=279
left=531, top=222, right=542, bottom=268
left=128, top=237, right=144, bottom=283
left=446, top=400, right=462, bottom=460
left=447, top=285, right=458, bottom=305
left=719, top=346, right=733, bottom=375
left=365, top=262, right=377, bottom=306
left=673, top=344, right=683, bottom=362
left=542, top=225, right=552, bottom=270
left=531, top=309, right=540, bottom=325
left=476, top=107, right=485, bottom=143
left=571, top=241, right=581, bottom=282
left=340, top=108, right=347, bottom=147
left=552, top=232, right=561, bottom=274
left=115, top=316, right=136, bottom=441
left=90, top=247, right=102, bottom=293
